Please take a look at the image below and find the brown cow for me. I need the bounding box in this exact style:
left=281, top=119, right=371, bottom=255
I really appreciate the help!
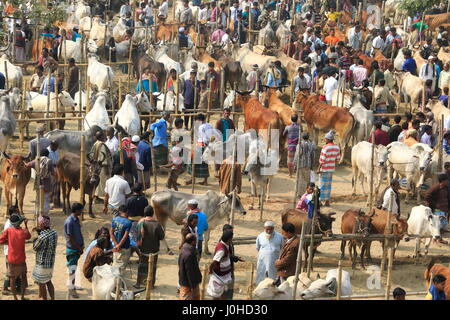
left=424, top=12, right=450, bottom=32
left=0, top=153, right=31, bottom=216
left=424, top=258, right=450, bottom=300
left=281, top=208, right=336, bottom=272
left=365, top=208, right=409, bottom=262
left=32, top=37, right=53, bottom=61
left=57, top=152, right=104, bottom=217
left=295, top=92, right=354, bottom=163
left=155, top=23, right=180, bottom=41
left=262, top=87, right=295, bottom=126
left=340, top=209, right=371, bottom=270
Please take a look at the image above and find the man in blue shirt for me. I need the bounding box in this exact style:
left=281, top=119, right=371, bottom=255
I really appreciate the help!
left=150, top=111, right=171, bottom=166
left=64, top=202, right=85, bottom=299
left=186, top=199, right=208, bottom=260
left=0, top=72, right=5, bottom=90
left=250, top=2, right=261, bottom=29
left=110, top=205, right=133, bottom=275
left=402, top=50, right=417, bottom=76
left=72, top=26, right=81, bottom=42
left=137, top=132, right=152, bottom=190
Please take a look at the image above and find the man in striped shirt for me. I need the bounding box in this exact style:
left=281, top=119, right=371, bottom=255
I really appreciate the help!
left=317, top=131, right=340, bottom=206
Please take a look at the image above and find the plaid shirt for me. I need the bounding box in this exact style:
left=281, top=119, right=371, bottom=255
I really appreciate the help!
left=294, top=140, right=316, bottom=169
left=33, top=229, right=58, bottom=268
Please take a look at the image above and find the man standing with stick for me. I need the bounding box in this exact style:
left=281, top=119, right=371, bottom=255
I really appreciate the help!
left=317, top=130, right=340, bottom=207
left=294, top=132, right=315, bottom=201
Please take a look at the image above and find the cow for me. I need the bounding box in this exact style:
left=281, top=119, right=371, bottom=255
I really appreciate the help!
left=258, top=23, right=276, bottom=48
left=351, top=141, right=389, bottom=199
left=58, top=37, right=98, bottom=61
left=295, top=92, right=354, bottom=163
left=393, top=71, right=424, bottom=112
left=148, top=44, right=182, bottom=74
left=1, top=87, right=22, bottom=111
left=155, top=23, right=180, bottom=42
left=348, top=94, right=374, bottom=144
left=87, top=17, right=113, bottom=47
left=57, top=151, right=105, bottom=217
left=232, top=42, right=276, bottom=74
left=180, top=51, right=208, bottom=80
left=113, top=17, right=128, bottom=42
left=75, top=1, right=91, bottom=21
left=275, top=23, right=290, bottom=48
left=223, top=61, right=243, bottom=90
left=424, top=258, right=450, bottom=300
left=413, top=50, right=426, bottom=71
left=0, top=55, right=23, bottom=88
left=281, top=208, right=336, bottom=272
left=131, top=45, right=166, bottom=92
left=0, top=153, right=31, bottom=216
left=0, top=95, right=16, bottom=152
left=300, top=271, right=352, bottom=299
left=151, top=189, right=246, bottom=255
left=154, top=91, right=186, bottom=112
left=272, top=50, right=302, bottom=81
left=87, top=54, right=114, bottom=91
left=44, top=125, right=103, bottom=155
left=393, top=48, right=405, bottom=71
left=365, top=208, right=409, bottom=263
left=427, top=99, right=450, bottom=126
left=84, top=93, right=110, bottom=130
left=243, top=143, right=278, bottom=209
left=407, top=205, right=442, bottom=257
left=438, top=47, right=450, bottom=66
left=114, top=94, right=142, bottom=137
left=386, top=142, right=434, bottom=201
left=253, top=274, right=312, bottom=300
left=340, top=209, right=372, bottom=269
left=262, top=87, right=294, bottom=126
left=424, top=12, right=450, bottom=32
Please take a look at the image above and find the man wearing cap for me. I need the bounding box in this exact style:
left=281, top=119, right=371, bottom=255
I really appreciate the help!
left=178, top=27, right=188, bottom=48
left=150, top=111, right=171, bottom=167
left=186, top=199, right=208, bottom=259
left=419, top=56, right=438, bottom=94
left=137, top=132, right=152, bottom=190
left=67, top=58, right=79, bottom=99
left=246, top=64, right=259, bottom=91
left=72, top=26, right=81, bottom=42
left=317, top=130, right=340, bottom=206
left=255, top=221, right=283, bottom=285
left=90, top=131, right=112, bottom=207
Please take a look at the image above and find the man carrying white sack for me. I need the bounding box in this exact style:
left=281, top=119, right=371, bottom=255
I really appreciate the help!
left=255, top=221, right=284, bottom=285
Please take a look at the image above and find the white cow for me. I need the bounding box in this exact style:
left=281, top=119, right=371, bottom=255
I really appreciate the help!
left=84, top=93, right=110, bottom=130
left=0, top=55, right=23, bottom=88
left=114, top=94, right=141, bottom=136
left=149, top=45, right=182, bottom=74
left=87, top=54, right=114, bottom=91
left=113, top=18, right=128, bottom=42
left=154, top=91, right=185, bottom=112
left=87, top=17, right=113, bottom=47
left=351, top=141, right=389, bottom=200
left=180, top=52, right=208, bottom=80
left=427, top=99, right=450, bottom=129
left=300, top=278, right=337, bottom=300
left=253, top=274, right=312, bottom=300
left=386, top=142, right=434, bottom=201
left=75, top=1, right=91, bottom=22
left=26, top=91, right=77, bottom=114
left=407, top=205, right=442, bottom=257
left=135, top=91, right=153, bottom=113
left=132, top=21, right=147, bottom=44
left=59, top=38, right=98, bottom=61
left=0, top=96, right=16, bottom=152
left=394, top=47, right=405, bottom=71
left=0, top=87, right=22, bottom=111
left=349, top=94, right=374, bottom=143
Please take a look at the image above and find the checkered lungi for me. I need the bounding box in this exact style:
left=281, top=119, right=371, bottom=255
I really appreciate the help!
left=319, top=172, right=333, bottom=201
left=154, top=145, right=169, bottom=166
left=287, top=151, right=296, bottom=169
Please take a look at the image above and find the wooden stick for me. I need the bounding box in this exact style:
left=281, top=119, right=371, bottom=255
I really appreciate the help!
left=78, top=68, right=82, bottom=130
left=200, top=264, right=209, bottom=300
left=115, top=277, right=121, bottom=300
left=19, top=79, right=26, bottom=148
left=12, top=23, right=16, bottom=64
left=80, top=135, right=86, bottom=221
left=220, top=69, right=225, bottom=108
left=145, top=254, right=155, bottom=300
left=46, top=72, right=51, bottom=129
left=369, top=129, right=375, bottom=209
left=35, top=132, right=42, bottom=224
left=385, top=246, right=394, bottom=299
left=55, top=76, right=60, bottom=129
left=293, top=123, right=302, bottom=207
left=247, top=263, right=255, bottom=300
left=421, top=80, right=425, bottom=112
left=191, top=127, right=196, bottom=194
left=337, top=259, right=343, bottom=300
left=119, top=78, right=122, bottom=110
left=149, top=136, right=158, bottom=192
left=207, top=78, right=213, bottom=123
left=86, top=76, right=90, bottom=113
left=380, top=196, right=394, bottom=276
left=4, top=61, right=8, bottom=90
left=307, top=186, right=319, bottom=278
left=232, top=82, right=238, bottom=130
left=229, top=134, right=238, bottom=226
left=118, top=132, right=124, bottom=165
left=176, top=71, right=180, bottom=114
left=439, top=114, right=444, bottom=171
left=293, top=223, right=307, bottom=300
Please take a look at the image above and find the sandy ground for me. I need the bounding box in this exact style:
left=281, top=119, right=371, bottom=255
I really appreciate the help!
left=0, top=70, right=445, bottom=300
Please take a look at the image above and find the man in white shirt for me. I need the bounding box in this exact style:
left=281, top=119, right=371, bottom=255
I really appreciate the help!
left=199, top=3, right=208, bottom=21
left=371, top=30, right=385, bottom=56
left=229, top=1, right=240, bottom=25
left=120, top=2, right=132, bottom=18
left=143, top=3, right=153, bottom=25
left=103, top=164, right=132, bottom=214
left=419, top=56, right=438, bottom=94
left=105, top=126, right=119, bottom=154
left=323, top=73, right=338, bottom=105
left=379, top=179, right=400, bottom=216
left=158, top=0, right=169, bottom=20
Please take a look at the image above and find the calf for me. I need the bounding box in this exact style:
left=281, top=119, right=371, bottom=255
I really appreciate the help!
left=57, top=151, right=104, bottom=217
left=0, top=153, right=31, bottom=216
left=340, top=209, right=372, bottom=269
left=408, top=205, right=442, bottom=257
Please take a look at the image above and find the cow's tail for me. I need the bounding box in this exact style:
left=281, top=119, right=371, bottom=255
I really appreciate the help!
left=346, top=114, right=357, bottom=148
left=425, top=257, right=437, bottom=281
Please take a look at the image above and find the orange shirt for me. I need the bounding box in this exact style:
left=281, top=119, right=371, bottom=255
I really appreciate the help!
left=5, top=4, right=14, bottom=16
left=324, top=35, right=340, bottom=46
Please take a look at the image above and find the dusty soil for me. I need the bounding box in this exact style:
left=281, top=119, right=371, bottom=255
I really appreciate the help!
left=0, top=72, right=444, bottom=300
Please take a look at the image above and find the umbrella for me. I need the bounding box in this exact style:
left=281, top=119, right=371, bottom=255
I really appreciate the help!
left=413, top=22, right=428, bottom=30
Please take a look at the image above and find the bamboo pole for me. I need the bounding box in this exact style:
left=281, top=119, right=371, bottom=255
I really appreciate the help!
left=229, top=134, right=238, bottom=226
left=247, top=263, right=255, bottom=300
left=439, top=114, right=444, bottom=171
left=369, top=129, right=375, bottom=209
left=200, top=264, right=208, bottom=300
left=232, top=82, right=238, bottom=130
left=380, top=196, right=394, bottom=276
left=191, top=126, right=196, bottom=194
left=176, top=71, right=180, bottom=114
left=118, top=132, right=124, bottom=165
left=19, top=79, right=26, bottom=148
left=86, top=76, right=90, bottom=113
left=128, top=39, right=133, bottom=91
left=35, top=131, right=42, bottom=224
left=12, top=23, right=16, bottom=64
left=385, top=246, right=394, bottom=300
left=149, top=134, right=158, bottom=192
left=162, top=80, right=167, bottom=111
left=259, top=124, right=271, bottom=222
left=145, top=254, right=155, bottom=300
left=336, top=68, right=341, bottom=107
left=119, top=78, right=123, bottom=110
left=220, top=69, right=225, bottom=108
left=80, top=135, right=86, bottom=221
left=193, top=73, right=198, bottom=130
left=421, top=80, right=425, bottom=112
left=115, top=277, right=121, bottom=300
left=46, top=72, right=51, bottom=129
left=207, top=78, right=213, bottom=123
left=55, top=76, right=60, bottom=129
left=337, top=259, right=343, bottom=300
left=293, top=223, right=307, bottom=300
left=78, top=68, right=82, bottom=130
left=307, top=186, right=319, bottom=278
left=4, top=61, right=9, bottom=90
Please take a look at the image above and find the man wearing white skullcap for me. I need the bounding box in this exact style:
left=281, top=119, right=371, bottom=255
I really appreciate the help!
left=255, top=221, right=283, bottom=284
left=419, top=55, right=438, bottom=94
left=317, top=130, right=340, bottom=206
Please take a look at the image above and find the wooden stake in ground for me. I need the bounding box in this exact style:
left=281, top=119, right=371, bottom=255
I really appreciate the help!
left=384, top=246, right=394, bottom=300
left=78, top=68, right=82, bottom=130
left=207, top=78, right=213, bottom=123
left=380, top=195, right=394, bottom=276
left=439, top=114, right=444, bottom=171
left=307, top=186, right=319, bottom=278
left=200, top=264, right=209, bottom=300
left=86, top=76, right=91, bottom=113
left=118, top=132, right=124, bottom=165
left=247, top=262, right=255, bottom=300
left=35, top=131, right=42, bottom=225
left=293, top=223, right=306, bottom=300
left=191, top=126, right=196, bottom=194
left=368, top=129, right=375, bottom=210
left=3, top=61, right=8, bottom=90
left=149, top=135, right=158, bottom=192
left=145, top=253, right=156, bottom=300
left=19, top=79, right=26, bottom=148
left=337, top=259, right=343, bottom=300
left=55, top=76, right=60, bottom=129
left=80, top=135, right=86, bottom=221
left=46, top=72, right=51, bottom=129
left=229, top=134, right=238, bottom=225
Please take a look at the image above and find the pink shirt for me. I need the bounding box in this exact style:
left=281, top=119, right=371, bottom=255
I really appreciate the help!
left=211, top=29, right=225, bottom=42
left=210, top=7, right=219, bottom=22
left=352, top=65, right=368, bottom=87
left=296, top=192, right=309, bottom=211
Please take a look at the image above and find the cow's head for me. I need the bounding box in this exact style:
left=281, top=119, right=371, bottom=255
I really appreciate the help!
left=58, top=91, right=77, bottom=108
left=136, top=91, right=153, bottom=113
left=417, top=206, right=442, bottom=240
left=86, top=152, right=103, bottom=186
left=225, top=192, right=247, bottom=216
left=411, top=144, right=434, bottom=172
left=355, top=211, right=372, bottom=238
left=376, top=145, right=389, bottom=167
left=300, top=278, right=337, bottom=300
left=2, top=153, right=30, bottom=180
left=392, top=215, right=409, bottom=237
left=316, top=212, right=336, bottom=237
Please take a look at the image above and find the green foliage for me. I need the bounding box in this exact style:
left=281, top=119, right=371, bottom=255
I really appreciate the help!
left=9, top=0, right=68, bottom=27
left=397, top=0, right=446, bottom=17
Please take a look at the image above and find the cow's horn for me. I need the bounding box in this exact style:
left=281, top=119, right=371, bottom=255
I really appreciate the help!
left=2, top=151, right=10, bottom=159
left=327, top=212, right=336, bottom=216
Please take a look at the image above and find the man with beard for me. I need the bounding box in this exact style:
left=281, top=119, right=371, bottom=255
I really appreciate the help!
left=255, top=221, right=284, bottom=285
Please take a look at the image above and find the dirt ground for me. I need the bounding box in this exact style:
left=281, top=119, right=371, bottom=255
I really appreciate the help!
left=0, top=71, right=445, bottom=300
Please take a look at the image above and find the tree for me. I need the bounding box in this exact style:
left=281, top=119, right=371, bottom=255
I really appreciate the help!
left=8, top=0, right=67, bottom=28
left=397, top=0, right=446, bottom=17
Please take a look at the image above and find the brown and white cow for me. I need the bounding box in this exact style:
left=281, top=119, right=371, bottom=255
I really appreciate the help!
left=295, top=92, right=354, bottom=163
left=0, top=153, right=31, bottom=216
left=424, top=258, right=450, bottom=300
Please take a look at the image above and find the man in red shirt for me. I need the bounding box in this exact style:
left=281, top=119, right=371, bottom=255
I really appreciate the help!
left=0, top=213, right=31, bottom=300
left=369, top=121, right=390, bottom=146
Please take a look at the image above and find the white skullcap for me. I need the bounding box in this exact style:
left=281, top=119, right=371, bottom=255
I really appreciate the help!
left=264, top=220, right=275, bottom=227
left=179, top=27, right=185, bottom=33
left=428, top=55, right=435, bottom=60
left=188, top=199, right=198, bottom=205
left=131, top=135, right=140, bottom=143
left=385, top=26, right=390, bottom=32
left=325, top=130, right=335, bottom=140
